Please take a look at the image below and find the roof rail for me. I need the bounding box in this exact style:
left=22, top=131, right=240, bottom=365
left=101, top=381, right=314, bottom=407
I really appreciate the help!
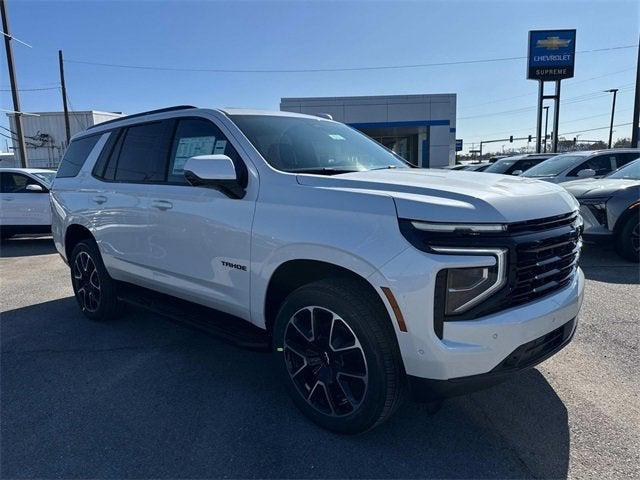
left=86, top=105, right=197, bottom=130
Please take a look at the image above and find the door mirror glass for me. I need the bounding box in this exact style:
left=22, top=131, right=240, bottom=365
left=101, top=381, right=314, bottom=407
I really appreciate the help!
left=577, top=168, right=596, bottom=178
left=511, top=170, right=523, bottom=176
left=183, top=155, right=244, bottom=198
left=25, top=184, right=45, bottom=192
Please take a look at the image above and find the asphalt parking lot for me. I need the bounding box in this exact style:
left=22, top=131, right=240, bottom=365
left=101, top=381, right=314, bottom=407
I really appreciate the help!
left=1, top=237, right=638, bottom=479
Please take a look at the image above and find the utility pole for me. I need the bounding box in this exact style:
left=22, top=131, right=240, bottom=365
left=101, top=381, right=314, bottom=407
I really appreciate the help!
left=58, top=49, right=71, bottom=144
left=606, top=89, right=618, bottom=148
left=543, top=106, right=549, bottom=153
left=552, top=81, right=561, bottom=153
left=632, top=35, right=640, bottom=148
left=1, top=0, right=27, bottom=167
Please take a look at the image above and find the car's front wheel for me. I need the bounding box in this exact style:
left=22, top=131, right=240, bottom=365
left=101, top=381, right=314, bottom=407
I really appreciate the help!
left=70, top=240, right=123, bottom=320
left=273, top=278, right=405, bottom=434
left=616, top=216, right=640, bottom=263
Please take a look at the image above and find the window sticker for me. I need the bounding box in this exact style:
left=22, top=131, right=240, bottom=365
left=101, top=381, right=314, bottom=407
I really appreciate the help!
left=214, top=139, right=227, bottom=155
left=172, top=136, right=216, bottom=174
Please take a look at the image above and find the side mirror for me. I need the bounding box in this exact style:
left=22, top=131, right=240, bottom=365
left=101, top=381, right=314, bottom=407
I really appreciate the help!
left=25, top=184, right=45, bottom=193
left=577, top=168, right=596, bottom=178
left=511, top=170, right=523, bottom=176
left=183, top=155, right=244, bottom=198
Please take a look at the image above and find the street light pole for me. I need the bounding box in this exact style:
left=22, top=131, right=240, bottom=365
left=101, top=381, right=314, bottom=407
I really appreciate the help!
left=543, top=106, right=549, bottom=153
left=606, top=88, right=618, bottom=148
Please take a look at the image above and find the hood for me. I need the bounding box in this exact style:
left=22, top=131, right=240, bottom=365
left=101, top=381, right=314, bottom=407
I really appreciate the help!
left=563, top=178, right=640, bottom=199
left=296, top=169, right=578, bottom=223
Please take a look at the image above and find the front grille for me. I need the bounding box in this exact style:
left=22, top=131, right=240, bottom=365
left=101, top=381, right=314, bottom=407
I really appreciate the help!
left=507, top=211, right=578, bottom=234
left=508, top=228, right=581, bottom=308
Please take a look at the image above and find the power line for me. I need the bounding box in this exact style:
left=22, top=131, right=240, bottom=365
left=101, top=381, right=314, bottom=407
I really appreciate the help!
left=458, top=85, right=634, bottom=121
left=459, top=67, right=636, bottom=110
left=0, top=85, right=59, bottom=92
left=63, top=44, right=637, bottom=74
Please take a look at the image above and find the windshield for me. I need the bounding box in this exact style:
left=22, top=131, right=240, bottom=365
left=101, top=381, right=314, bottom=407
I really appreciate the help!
left=230, top=115, right=410, bottom=174
left=607, top=159, right=640, bottom=179
left=522, top=154, right=583, bottom=177
left=32, top=171, right=56, bottom=186
left=484, top=159, right=519, bottom=174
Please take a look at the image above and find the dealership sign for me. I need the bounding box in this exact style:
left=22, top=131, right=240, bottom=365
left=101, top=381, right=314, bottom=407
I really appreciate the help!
left=527, top=29, right=576, bottom=81
left=455, top=139, right=463, bottom=151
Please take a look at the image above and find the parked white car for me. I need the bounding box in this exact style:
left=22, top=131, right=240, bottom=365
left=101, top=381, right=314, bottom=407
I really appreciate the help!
left=51, top=106, right=584, bottom=433
left=0, top=168, right=56, bottom=239
left=521, top=149, right=639, bottom=183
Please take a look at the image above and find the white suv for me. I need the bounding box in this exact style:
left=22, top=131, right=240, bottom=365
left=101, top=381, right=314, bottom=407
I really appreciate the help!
left=51, top=106, right=585, bottom=433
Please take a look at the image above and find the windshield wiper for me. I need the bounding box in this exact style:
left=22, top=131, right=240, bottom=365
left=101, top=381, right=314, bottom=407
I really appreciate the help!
left=286, top=167, right=360, bottom=175
left=368, top=165, right=405, bottom=171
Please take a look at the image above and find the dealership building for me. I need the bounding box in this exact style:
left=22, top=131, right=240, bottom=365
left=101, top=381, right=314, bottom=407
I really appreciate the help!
left=280, top=94, right=457, bottom=168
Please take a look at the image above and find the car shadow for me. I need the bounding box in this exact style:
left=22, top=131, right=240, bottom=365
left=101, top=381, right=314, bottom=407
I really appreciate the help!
left=0, top=236, right=57, bottom=258
left=579, top=243, right=639, bottom=284
left=1, top=297, right=570, bottom=479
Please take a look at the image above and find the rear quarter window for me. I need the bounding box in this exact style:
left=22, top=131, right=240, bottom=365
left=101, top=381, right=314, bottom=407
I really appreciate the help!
left=56, top=135, right=102, bottom=178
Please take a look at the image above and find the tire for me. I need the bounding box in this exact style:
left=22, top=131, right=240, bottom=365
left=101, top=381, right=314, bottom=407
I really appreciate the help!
left=615, top=215, right=640, bottom=263
left=272, top=278, right=406, bottom=434
left=69, top=239, right=123, bottom=321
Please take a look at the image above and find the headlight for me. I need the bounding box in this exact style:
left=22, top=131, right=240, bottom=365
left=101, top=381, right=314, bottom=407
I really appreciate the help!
left=432, top=247, right=508, bottom=315
left=411, top=221, right=507, bottom=234
left=579, top=197, right=609, bottom=227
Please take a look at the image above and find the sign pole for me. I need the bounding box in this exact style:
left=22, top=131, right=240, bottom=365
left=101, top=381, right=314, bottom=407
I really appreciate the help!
left=536, top=81, right=544, bottom=153
left=552, top=80, right=561, bottom=152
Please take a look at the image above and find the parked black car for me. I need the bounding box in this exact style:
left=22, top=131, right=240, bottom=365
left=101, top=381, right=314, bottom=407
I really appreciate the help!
left=484, top=153, right=556, bottom=175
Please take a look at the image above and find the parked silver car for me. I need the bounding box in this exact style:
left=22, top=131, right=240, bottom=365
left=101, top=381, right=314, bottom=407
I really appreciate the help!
left=522, top=149, right=639, bottom=183
left=563, top=158, right=640, bottom=262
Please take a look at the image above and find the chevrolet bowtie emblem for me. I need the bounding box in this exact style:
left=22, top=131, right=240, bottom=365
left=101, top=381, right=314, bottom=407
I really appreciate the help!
left=536, top=37, right=572, bottom=50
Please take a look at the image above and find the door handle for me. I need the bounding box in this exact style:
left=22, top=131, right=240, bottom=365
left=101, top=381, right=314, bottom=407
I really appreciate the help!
left=151, top=200, right=173, bottom=211
left=3, top=197, right=14, bottom=201
left=92, top=195, right=107, bottom=204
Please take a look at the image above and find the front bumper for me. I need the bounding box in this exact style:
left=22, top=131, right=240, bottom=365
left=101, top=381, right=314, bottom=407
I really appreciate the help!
left=371, top=246, right=585, bottom=381
left=578, top=204, right=611, bottom=242
left=407, top=316, right=577, bottom=401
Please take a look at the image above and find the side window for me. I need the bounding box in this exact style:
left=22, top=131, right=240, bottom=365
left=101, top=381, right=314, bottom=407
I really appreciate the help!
left=167, top=118, right=247, bottom=185
left=92, top=129, right=122, bottom=180
left=569, top=155, right=615, bottom=176
left=113, top=121, right=171, bottom=183
left=0, top=173, right=39, bottom=193
left=617, top=153, right=639, bottom=168
left=56, top=134, right=101, bottom=178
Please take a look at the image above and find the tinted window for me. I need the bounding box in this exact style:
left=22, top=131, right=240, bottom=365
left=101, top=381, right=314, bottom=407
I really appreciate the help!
left=230, top=115, right=408, bottom=173
left=568, top=155, right=615, bottom=177
left=608, top=159, right=640, bottom=179
left=484, top=158, right=521, bottom=174
left=92, top=129, right=122, bottom=180
left=617, top=152, right=639, bottom=167
left=0, top=173, right=41, bottom=193
left=522, top=154, right=584, bottom=177
left=56, top=134, right=101, bottom=178
left=32, top=172, right=56, bottom=186
left=167, top=118, right=247, bottom=185
left=114, top=122, right=169, bottom=182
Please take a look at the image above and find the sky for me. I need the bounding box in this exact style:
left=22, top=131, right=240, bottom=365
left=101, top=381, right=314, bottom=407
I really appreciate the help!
left=1, top=0, right=638, bottom=155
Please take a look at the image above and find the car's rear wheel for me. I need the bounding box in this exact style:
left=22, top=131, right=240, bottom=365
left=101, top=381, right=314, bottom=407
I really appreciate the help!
left=70, top=240, right=123, bottom=320
left=615, top=216, right=640, bottom=263
left=273, top=278, right=405, bottom=434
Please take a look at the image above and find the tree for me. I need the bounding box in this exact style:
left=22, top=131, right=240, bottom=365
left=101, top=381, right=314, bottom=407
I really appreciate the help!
left=613, top=138, right=632, bottom=148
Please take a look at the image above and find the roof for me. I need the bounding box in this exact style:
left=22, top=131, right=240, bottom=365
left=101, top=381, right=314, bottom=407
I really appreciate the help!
left=0, top=167, right=55, bottom=174
left=220, top=108, right=332, bottom=120
left=5, top=110, right=123, bottom=117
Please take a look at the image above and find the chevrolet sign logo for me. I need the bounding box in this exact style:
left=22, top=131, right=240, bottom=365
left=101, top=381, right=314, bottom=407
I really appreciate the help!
left=536, top=37, right=572, bottom=50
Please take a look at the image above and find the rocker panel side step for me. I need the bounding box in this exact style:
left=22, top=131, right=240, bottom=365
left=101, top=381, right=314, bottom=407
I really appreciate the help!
left=116, top=282, right=270, bottom=351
